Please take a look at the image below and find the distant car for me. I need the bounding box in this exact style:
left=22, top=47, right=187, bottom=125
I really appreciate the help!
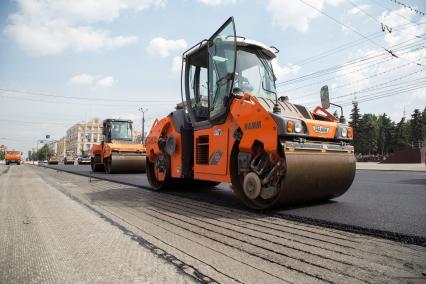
left=63, top=156, right=75, bottom=165
left=78, top=155, right=91, bottom=165
left=48, top=156, right=59, bottom=165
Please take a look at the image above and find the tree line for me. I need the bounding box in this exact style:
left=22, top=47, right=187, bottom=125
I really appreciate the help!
left=28, top=144, right=53, bottom=161
left=349, top=103, right=426, bottom=155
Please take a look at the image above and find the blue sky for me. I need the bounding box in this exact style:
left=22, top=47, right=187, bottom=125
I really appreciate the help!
left=0, top=0, right=425, bottom=153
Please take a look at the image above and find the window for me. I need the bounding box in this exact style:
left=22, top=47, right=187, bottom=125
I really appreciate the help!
left=208, top=20, right=236, bottom=119
left=234, top=49, right=276, bottom=101
left=111, top=122, right=132, bottom=140
left=187, top=63, right=209, bottom=122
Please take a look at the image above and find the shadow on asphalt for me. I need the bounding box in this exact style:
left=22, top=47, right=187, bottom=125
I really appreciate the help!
left=398, top=179, right=426, bottom=185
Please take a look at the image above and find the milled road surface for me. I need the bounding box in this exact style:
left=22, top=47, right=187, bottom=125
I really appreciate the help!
left=1, top=165, right=426, bottom=283
left=43, top=163, right=426, bottom=239
left=0, top=165, right=192, bottom=283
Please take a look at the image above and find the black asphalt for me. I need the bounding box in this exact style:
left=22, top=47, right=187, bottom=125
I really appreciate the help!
left=40, top=163, right=426, bottom=240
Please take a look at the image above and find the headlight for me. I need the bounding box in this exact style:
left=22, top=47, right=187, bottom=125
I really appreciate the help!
left=336, top=126, right=352, bottom=140
left=284, top=119, right=306, bottom=135
left=294, top=121, right=303, bottom=133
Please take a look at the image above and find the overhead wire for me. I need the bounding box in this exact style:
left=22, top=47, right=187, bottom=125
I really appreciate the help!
left=305, top=74, right=426, bottom=107
left=295, top=0, right=426, bottom=67
left=0, top=91, right=178, bottom=108
left=287, top=20, right=425, bottom=69
left=346, top=0, right=424, bottom=39
left=277, top=36, right=426, bottom=88
left=302, top=69, right=425, bottom=106
left=290, top=57, right=425, bottom=100
left=386, top=0, right=425, bottom=16
left=337, top=81, right=426, bottom=106
left=0, top=88, right=175, bottom=103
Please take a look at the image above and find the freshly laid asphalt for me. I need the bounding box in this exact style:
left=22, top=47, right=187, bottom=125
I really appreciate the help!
left=40, top=163, right=426, bottom=240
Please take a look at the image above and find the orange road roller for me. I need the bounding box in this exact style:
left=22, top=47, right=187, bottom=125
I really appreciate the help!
left=90, top=119, right=146, bottom=174
left=145, top=17, right=355, bottom=209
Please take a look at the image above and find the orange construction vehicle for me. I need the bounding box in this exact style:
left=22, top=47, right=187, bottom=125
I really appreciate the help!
left=5, top=149, right=22, bottom=165
left=145, top=17, right=355, bottom=209
left=90, top=119, right=146, bottom=174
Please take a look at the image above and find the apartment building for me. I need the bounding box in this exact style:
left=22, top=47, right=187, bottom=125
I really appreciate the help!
left=56, top=137, right=68, bottom=158
left=66, top=118, right=103, bottom=156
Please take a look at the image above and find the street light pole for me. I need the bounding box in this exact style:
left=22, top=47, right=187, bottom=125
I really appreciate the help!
left=138, top=108, right=148, bottom=144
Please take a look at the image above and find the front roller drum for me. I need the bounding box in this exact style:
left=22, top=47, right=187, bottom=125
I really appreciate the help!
left=105, top=153, right=146, bottom=174
left=233, top=144, right=356, bottom=209
left=275, top=150, right=356, bottom=207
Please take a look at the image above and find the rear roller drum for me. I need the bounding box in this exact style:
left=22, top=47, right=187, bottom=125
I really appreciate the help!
left=146, top=154, right=172, bottom=190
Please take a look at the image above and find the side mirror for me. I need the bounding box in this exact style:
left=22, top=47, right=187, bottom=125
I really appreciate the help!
left=320, top=85, right=330, bottom=109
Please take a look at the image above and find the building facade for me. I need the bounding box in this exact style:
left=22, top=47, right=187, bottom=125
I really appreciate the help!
left=66, top=118, right=103, bottom=156
left=56, top=137, right=68, bottom=158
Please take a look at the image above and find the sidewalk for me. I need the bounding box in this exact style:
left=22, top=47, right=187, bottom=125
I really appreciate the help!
left=356, top=162, right=426, bottom=171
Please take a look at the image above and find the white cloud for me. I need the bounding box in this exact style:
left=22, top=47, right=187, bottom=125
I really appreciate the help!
left=95, top=76, right=117, bottom=88
left=69, top=73, right=94, bottom=86
left=266, top=0, right=344, bottom=32
left=272, top=59, right=301, bottom=81
left=197, top=0, right=236, bottom=5
left=147, top=37, right=187, bottom=58
left=348, top=4, right=370, bottom=15
left=4, top=0, right=165, bottom=56
left=69, top=74, right=117, bottom=88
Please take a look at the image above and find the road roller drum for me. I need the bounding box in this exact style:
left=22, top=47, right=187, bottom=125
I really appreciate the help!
left=235, top=141, right=356, bottom=209
left=106, top=153, right=146, bottom=174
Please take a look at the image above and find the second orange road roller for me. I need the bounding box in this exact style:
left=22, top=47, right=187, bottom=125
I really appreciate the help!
left=90, top=119, right=146, bottom=174
left=145, top=17, right=356, bottom=209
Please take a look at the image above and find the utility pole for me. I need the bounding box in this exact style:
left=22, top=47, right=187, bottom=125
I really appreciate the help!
left=138, top=108, right=148, bottom=144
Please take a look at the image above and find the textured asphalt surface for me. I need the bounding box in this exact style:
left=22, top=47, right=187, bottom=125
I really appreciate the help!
left=0, top=165, right=192, bottom=283
left=3, top=165, right=426, bottom=283
left=42, top=163, right=426, bottom=239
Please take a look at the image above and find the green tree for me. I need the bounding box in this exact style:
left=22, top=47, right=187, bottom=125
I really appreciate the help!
left=36, top=144, right=53, bottom=161
left=377, top=113, right=394, bottom=155
left=422, top=107, right=426, bottom=140
left=0, top=150, right=4, bottom=160
left=410, top=109, right=423, bottom=148
left=391, top=117, right=411, bottom=151
left=349, top=102, right=361, bottom=152
left=357, top=114, right=379, bottom=155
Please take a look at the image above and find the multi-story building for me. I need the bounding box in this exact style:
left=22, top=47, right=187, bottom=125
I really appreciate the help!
left=56, top=137, right=68, bottom=158
left=66, top=118, right=103, bottom=156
